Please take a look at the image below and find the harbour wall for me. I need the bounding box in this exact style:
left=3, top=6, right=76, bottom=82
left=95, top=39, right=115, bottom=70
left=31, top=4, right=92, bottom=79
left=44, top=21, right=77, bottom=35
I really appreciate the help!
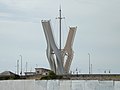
left=0, top=80, right=120, bottom=90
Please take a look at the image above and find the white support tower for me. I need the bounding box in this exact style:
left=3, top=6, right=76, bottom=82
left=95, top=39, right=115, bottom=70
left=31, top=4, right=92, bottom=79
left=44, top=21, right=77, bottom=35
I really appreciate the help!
left=41, top=9, right=76, bottom=75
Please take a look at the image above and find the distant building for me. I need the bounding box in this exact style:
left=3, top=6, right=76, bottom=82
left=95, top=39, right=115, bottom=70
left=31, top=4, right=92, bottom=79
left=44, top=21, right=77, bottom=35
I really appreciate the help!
left=24, top=72, right=36, bottom=76
left=0, top=71, right=17, bottom=76
left=0, top=71, right=19, bottom=80
left=35, top=68, right=51, bottom=75
left=24, top=68, right=51, bottom=76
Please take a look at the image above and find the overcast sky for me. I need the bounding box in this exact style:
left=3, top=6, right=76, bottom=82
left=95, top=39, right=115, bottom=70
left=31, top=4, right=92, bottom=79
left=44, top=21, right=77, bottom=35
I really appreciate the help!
left=0, top=0, right=120, bottom=74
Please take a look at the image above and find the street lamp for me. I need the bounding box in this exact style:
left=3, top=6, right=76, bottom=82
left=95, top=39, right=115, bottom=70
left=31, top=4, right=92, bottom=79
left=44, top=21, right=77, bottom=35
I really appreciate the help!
left=88, top=53, right=90, bottom=74
left=17, top=60, right=19, bottom=75
left=19, top=55, right=22, bottom=76
left=91, top=64, right=92, bottom=74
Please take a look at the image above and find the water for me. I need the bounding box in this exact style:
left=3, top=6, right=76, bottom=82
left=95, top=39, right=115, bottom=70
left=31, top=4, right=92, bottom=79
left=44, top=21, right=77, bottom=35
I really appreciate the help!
left=0, top=80, right=120, bottom=90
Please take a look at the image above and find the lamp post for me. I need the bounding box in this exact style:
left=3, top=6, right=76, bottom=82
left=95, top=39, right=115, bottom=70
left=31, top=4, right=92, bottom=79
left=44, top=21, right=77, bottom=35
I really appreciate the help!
left=17, top=60, right=19, bottom=75
left=19, top=55, right=22, bottom=76
left=88, top=53, right=90, bottom=74
left=91, top=64, right=92, bottom=74
left=26, top=62, right=28, bottom=72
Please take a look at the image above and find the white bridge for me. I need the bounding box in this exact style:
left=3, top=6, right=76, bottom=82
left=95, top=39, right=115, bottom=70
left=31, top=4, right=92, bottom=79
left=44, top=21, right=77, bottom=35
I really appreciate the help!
left=42, top=20, right=76, bottom=75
